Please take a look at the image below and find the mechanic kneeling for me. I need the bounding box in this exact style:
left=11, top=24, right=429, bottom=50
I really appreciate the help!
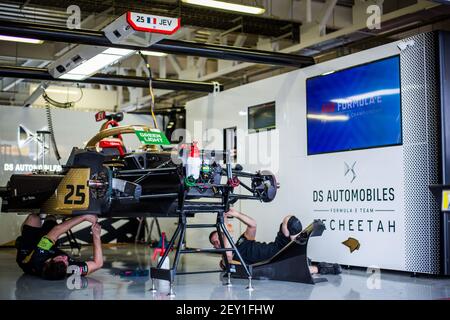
left=15, top=214, right=103, bottom=280
left=209, top=208, right=342, bottom=275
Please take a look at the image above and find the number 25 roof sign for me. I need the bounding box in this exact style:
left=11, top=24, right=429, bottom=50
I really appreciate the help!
left=126, top=12, right=180, bottom=35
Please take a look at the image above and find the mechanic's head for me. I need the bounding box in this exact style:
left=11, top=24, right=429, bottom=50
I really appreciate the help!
left=209, top=231, right=222, bottom=249
left=42, top=255, right=68, bottom=280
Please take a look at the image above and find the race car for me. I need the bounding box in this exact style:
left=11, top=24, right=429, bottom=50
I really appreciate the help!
left=0, top=112, right=279, bottom=218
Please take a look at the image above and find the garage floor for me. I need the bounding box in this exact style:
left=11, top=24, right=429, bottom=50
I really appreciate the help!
left=1, top=244, right=450, bottom=300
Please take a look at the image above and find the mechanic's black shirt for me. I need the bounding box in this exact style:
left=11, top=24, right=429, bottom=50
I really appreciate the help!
left=233, top=233, right=282, bottom=265
left=16, top=225, right=88, bottom=278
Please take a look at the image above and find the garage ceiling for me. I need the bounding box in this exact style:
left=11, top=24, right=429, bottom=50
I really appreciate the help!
left=0, top=0, right=449, bottom=111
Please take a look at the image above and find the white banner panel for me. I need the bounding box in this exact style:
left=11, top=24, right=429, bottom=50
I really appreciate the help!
left=304, top=146, right=406, bottom=270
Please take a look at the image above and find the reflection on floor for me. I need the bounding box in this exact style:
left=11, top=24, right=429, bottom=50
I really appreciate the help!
left=1, top=244, right=450, bottom=300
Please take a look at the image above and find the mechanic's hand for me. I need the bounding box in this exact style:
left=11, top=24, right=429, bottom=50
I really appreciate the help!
left=91, top=223, right=101, bottom=239
left=84, top=214, right=98, bottom=224
left=219, top=259, right=226, bottom=270
left=225, top=208, right=238, bottom=218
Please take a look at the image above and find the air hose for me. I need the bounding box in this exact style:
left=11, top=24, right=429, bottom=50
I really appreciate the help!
left=138, top=51, right=159, bottom=130
left=184, top=176, right=197, bottom=187
left=42, top=83, right=83, bottom=109
left=43, top=84, right=83, bottom=163
left=46, top=103, right=61, bottom=163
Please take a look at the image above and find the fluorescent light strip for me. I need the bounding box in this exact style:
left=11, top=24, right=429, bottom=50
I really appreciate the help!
left=66, top=54, right=119, bottom=76
left=103, top=48, right=135, bottom=56
left=59, top=73, right=86, bottom=80
left=182, top=0, right=265, bottom=15
left=60, top=48, right=134, bottom=80
left=140, top=50, right=168, bottom=57
left=0, top=35, right=43, bottom=44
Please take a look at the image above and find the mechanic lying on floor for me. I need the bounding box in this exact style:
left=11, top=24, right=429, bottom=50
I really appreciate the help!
left=15, top=214, right=103, bottom=280
left=209, top=208, right=341, bottom=275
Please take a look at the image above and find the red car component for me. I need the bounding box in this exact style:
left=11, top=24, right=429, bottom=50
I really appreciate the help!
left=99, top=139, right=125, bottom=157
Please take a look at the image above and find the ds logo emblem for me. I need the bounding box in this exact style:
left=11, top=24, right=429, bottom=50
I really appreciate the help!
left=344, top=161, right=357, bottom=183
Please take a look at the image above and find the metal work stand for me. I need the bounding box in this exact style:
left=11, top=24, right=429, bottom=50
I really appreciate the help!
left=150, top=188, right=253, bottom=297
left=148, top=218, right=162, bottom=244
left=65, top=229, right=81, bottom=257
left=135, top=217, right=162, bottom=245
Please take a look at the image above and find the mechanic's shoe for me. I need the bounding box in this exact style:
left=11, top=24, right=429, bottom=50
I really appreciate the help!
left=287, top=216, right=303, bottom=236
left=317, top=262, right=342, bottom=275
left=333, top=263, right=342, bottom=275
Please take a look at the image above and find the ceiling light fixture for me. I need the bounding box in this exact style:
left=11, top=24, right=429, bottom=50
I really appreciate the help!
left=140, top=50, right=168, bottom=57
left=182, top=0, right=265, bottom=15
left=0, top=35, right=44, bottom=44
left=48, top=11, right=180, bottom=80
left=59, top=48, right=134, bottom=80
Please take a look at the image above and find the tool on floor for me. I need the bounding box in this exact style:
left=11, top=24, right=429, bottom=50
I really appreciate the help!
left=152, top=232, right=169, bottom=262
left=119, top=269, right=149, bottom=277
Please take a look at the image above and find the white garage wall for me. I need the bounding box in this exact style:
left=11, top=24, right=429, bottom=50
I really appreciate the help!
left=185, top=40, right=404, bottom=263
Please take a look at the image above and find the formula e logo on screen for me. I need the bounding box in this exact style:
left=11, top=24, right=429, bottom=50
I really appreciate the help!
left=321, top=102, right=336, bottom=113
left=321, top=94, right=383, bottom=114
left=335, top=95, right=383, bottom=112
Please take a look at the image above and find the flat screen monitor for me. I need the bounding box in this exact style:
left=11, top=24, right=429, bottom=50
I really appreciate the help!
left=306, top=55, right=402, bottom=155
left=248, top=101, right=275, bottom=133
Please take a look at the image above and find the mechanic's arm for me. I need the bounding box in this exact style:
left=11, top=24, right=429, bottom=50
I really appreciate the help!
left=46, top=215, right=97, bottom=242
left=226, top=208, right=257, bottom=240
left=219, top=230, right=234, bottom=265
left=86, top=223, right=103, bottom=274
left=21, top=213, right=41, bottom=230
